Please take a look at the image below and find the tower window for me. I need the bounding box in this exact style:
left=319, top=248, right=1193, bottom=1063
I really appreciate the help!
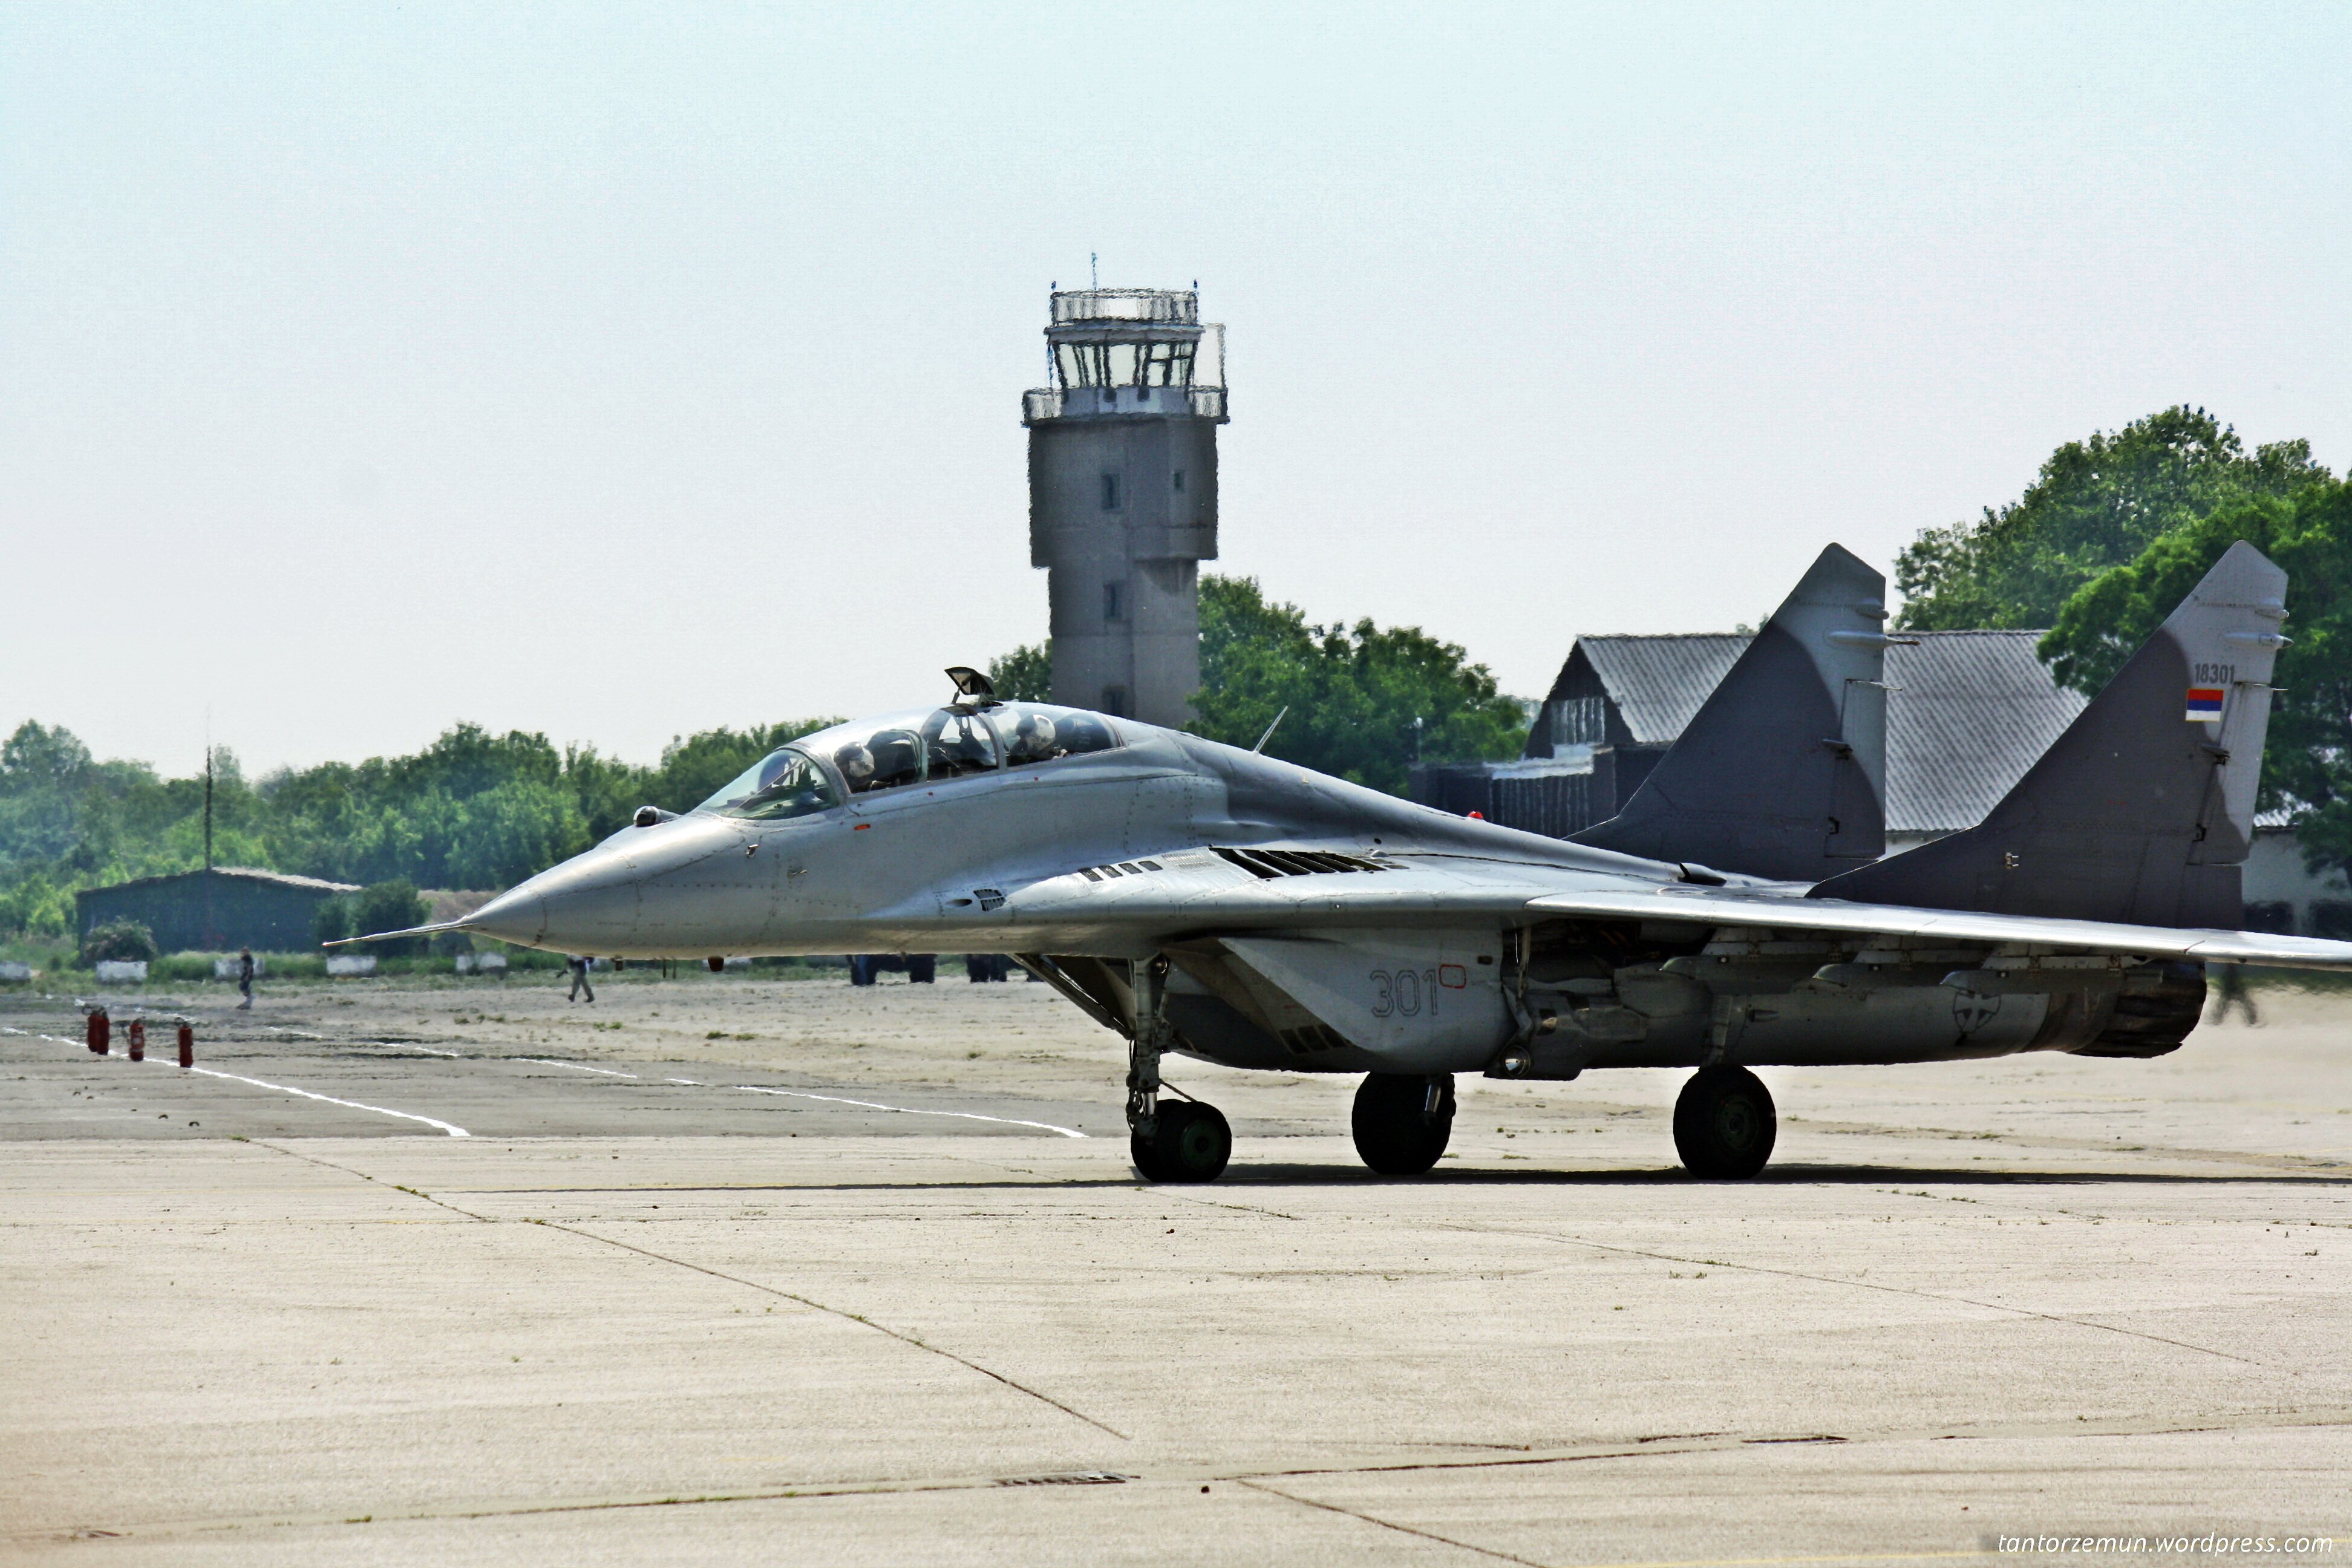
left=1102, top=687, right=1129, bottom=717
left=1100, top=472, right=1121, bottom=511
left=1103, top=581, right=1126, bottom=621
left=1172, top=469, right=1185, bottom=492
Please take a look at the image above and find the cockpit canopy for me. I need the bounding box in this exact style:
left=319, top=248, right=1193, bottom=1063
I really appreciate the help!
left=693, top=702, right=1123, bottom=820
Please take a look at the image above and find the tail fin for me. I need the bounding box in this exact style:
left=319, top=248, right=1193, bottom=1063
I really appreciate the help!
left=1811, top=540, right=2286, bottom=927
left=1569, top=544, right=1892, bottom=881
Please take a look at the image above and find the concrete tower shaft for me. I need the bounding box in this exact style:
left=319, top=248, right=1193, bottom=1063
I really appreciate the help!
left=1024, top=287, right=1227, bottom=725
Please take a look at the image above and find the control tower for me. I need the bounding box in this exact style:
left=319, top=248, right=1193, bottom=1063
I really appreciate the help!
left=1024, top=287, right=1228, bottom=725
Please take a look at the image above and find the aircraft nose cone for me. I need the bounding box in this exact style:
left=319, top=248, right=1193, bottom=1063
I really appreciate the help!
left=464, top=884, right=548, bottom=947
left=461, top=815, right=739, bottom=952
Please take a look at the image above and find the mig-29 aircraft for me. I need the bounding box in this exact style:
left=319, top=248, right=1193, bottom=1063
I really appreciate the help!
left=351, top=541, right=2352, bottom=1185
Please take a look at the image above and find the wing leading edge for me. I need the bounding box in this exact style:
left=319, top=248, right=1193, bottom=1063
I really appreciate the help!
left=1521, top=883, right=2352, bottom=970
left=974, top=845, right=2352, bottom=970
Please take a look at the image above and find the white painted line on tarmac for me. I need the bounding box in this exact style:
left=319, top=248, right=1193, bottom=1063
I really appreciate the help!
left=2, top=1027, right=83, bottom=1048
left=733, top=1085, right=1087, bottom=1139
left=185, top=1066, right=471, bottom=1137
left=665, top=1077, right=702, bottom=1085
left=516, top=1059, right=639, bottom=1079
left=353, top=1042, right=462, bottom=1057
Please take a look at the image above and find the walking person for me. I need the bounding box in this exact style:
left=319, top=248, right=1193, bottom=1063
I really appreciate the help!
left=2207, top=962, right=2258, bottom=1026
left=237, top=947, right=255, bottom=1011
left=567, top=955, right=595, bottom=1004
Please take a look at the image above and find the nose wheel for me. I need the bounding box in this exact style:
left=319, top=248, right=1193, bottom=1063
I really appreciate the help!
left=1125, top=955, right=1233, bottom=1184
left=1131, top=1101, right=1233, bottom=1183
left=1673, top=1065, right=1776, bottom=1179
left=1352, top=1073, right=1456, bottom=1175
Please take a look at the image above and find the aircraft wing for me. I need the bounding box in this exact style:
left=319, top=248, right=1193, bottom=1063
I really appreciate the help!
left=976, top=844, right=2352, bottom=970
left=1521, top=883, right=2352, bottom=970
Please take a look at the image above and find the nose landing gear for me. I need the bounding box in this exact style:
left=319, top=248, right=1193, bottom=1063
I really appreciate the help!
left=1125, top=956, right=1232, bottom=1183
left=1131, top=1100, right=1233, bottom=1183
left=1673, top=1065, right=1776, bottom=1179
left=1351, top=1073, right=1456, bottom=1175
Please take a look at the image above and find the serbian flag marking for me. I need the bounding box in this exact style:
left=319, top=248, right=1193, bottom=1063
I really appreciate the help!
left=2186, top=686, right=2226, bottom=722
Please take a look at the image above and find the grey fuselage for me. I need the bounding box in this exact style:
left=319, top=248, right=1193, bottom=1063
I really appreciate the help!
left=462, top=715, right=2200, bottom=1080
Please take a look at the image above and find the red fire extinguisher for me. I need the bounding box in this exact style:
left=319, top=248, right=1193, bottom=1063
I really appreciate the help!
left=87, top=1008, right=109, bottom=1055
left=128, top=1018, right=146, bottom=1061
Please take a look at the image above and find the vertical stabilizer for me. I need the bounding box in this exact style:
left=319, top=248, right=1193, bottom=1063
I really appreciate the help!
left=1811, top=541, right=2287, bottom=927
left=1570, top=544, right=1892, bottom=881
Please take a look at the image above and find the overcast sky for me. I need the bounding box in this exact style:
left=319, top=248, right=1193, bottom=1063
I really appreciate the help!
left=5, top=2, right=2347, bottom=778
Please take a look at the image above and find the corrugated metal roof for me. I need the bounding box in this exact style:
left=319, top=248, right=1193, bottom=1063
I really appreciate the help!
left=78, top=866, right=362, bottom=897
left=1574, top=635, right=1751, bottom=745
left=1883, top=632, right=2086, bottom=834
left=1549, top=629, right=2088, bottom=837
left=1489, top=747, right=1596, bottom=779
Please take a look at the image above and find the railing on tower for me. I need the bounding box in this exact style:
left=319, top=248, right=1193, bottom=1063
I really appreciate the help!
left=1050, top=289, right=1199, bottom=325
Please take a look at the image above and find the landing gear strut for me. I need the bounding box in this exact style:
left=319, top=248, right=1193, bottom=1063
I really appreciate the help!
left=1126, top=956, right=1231, bottom=1183
left=1352, top=1073, right=1455, bottom=1176
left=1673, top=1065, right=1776, bottom=1179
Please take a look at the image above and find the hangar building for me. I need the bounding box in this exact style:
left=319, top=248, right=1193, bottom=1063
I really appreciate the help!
left=75, top=867, right=360, bottom=953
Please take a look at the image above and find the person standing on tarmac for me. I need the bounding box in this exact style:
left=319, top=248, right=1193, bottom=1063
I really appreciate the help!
left=237, top=947, right=255, bottom=1010
left=2207, top=962, right=2257, bottom=1026
left=567, top=955, right=595, bottom=1004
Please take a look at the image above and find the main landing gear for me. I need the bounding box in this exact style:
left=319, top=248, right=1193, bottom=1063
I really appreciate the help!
left=1352, top=1073, right=1456, bottom=1176
left=1673, top=1065, right=1776, bottom=1180
left=1126, top=957, right=1232, bottom=1184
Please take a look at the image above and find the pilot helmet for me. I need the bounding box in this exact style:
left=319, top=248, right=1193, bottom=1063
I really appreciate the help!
left=834, top=742, right=876, bottom=785
left=1010, top=710, right=1057, bottom=757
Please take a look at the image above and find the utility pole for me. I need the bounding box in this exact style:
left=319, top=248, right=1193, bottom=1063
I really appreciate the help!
left=203, top=746, right=217, bottom=950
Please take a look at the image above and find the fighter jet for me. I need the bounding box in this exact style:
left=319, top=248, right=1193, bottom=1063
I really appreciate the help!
left=358, top=541, right=2345, bottom=1184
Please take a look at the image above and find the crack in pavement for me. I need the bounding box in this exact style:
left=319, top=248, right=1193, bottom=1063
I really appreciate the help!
left=1436, top=1217, right=2267, bottom=1367
left=17, top=1406, right=2349, bottom=1551
left=250, top=1140, right=494, bottom=1222
left=530, top=1218, right=1132, bottom=1440
left=235, top=1137, right=1132, bottom=1440
left=1149, top=1188, right=2266, bottom=1368
left=1236, top=1475, right=1547, bottom=1564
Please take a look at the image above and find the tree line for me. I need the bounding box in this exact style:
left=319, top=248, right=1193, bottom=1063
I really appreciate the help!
left=987, top=575, right=1530, bottom=799
left=1899, top=406, right=2349, bottom=877
left=0, top=719, right=837, bottom=939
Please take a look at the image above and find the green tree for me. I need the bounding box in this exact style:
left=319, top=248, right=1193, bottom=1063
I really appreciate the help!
left=1189, top=576, right=1526, bottom=795
left=644, top=720, right=840, bottom=815
left=2038, top=478, right=2352, bottom=877
left=562, top=746, right=651, bottom=842
left=446, top=780, right=591, bottom=889
left=79, top=919, right=158, bottom=966
left=351, top=880, right=429, bottom=955
left=1897, top=408, right=2323, bottom=630
left=988, top=641, right=1053, bottom=702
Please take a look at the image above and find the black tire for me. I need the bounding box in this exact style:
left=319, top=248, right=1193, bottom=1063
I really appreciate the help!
left=909, top=955, right=936, bottom=984
left=848, top=955, right=876, bottom=987
left=1146, top=1102, right=1232, bottom=1183
left=1673, top=1065, right=1777, bottom=1179
left=1130, top=1123, right=1168, bottom=1181
left=1351, top=1073, right=1455, bottom=1176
